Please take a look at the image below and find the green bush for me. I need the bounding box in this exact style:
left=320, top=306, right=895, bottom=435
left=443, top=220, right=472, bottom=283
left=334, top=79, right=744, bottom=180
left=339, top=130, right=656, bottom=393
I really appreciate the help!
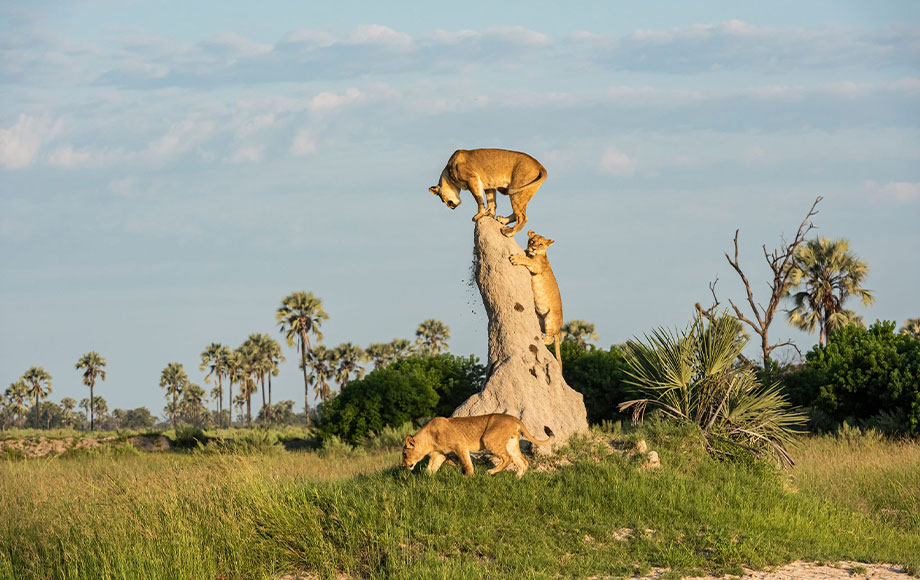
left=172, top=425, right=209, bottom=449
left=782, top=321, right=920, bottom=435
left=387, top=354, right=485, bottom=416
left=317, top=368, right=438, bottom=445
left=560, top=342, right=631, bottom=424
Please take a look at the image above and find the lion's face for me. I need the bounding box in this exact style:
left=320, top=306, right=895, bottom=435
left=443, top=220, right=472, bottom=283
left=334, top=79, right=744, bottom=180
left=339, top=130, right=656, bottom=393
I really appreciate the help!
left=430, top=172, right=461, bottom=209
left=402, top=436, right=427, bottom=470
left=525, top=230, right=554, bottom=257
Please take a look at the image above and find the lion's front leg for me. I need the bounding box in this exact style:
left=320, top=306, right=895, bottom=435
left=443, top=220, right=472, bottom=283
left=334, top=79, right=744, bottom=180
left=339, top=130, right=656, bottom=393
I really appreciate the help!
left=509, top=254, right=543, bottom=274
left=469, top=181, right=489, bottom=222
left=427, top=452, right=447, bottom=473
left=458, top=450, right=475, bottom=475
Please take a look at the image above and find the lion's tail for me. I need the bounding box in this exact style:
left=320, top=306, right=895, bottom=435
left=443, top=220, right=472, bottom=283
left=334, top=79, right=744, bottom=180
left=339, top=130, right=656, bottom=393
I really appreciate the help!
left=504, top=166, right=547, bottom=195
left=518, top=421, right=554, bottom=446
left=554, top=333, right=562, bottom=371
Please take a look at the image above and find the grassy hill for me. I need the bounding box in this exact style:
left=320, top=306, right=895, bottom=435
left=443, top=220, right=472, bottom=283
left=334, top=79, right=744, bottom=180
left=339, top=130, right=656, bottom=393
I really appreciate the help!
left=0, top=423, right=917, bottom=579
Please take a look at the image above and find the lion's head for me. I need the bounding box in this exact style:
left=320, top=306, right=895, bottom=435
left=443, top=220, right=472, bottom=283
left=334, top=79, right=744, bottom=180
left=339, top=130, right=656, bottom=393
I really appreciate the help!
left=525, top=230, right=554, bottom=257
left=402, top=435, right=428, bottom=470
left=430, top=170, right=461, bottom=209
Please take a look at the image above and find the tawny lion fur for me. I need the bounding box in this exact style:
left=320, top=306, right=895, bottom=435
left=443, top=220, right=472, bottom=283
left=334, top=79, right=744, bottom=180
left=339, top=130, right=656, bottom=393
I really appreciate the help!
left=509, top=230, right=563, bottom=367
left=428, top=148, right=547, bottom=237
left=402, top=414, right=553, bottom=477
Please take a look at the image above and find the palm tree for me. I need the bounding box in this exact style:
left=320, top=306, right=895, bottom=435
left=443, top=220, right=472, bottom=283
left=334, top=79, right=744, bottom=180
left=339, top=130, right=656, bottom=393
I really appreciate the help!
left=276, top=291, right=328, bottom=425
left=389, top=338, right=415, bottom=360
left=180, top=383, right=207, bottom=426
left=415, top=319, right=450, bottom=356
left=5, top=380, right=30, bottom=428
left=22, top=366, right=52, bottom=428
left=75, top=352, right=107, bottom=431
left=786, top=237, right=875, bottom=347
left=304, top=345, right=335, bottom=406
left=225, top=349, right=244, bottom=428
left=60, top=397, right=77, bottom=428
left=561, top=320, right=600, bottom=349
left=901, top=318, right=920, bottom=339
left=235, top=343, right=260, bottom=427
left=244, top=333, right=284, bottom=424
left=366, top=342, right=396, bottom=369
left=264, top=336, right=284, bottom=424
left=200, top=343, right=230, bottom=427
left=619, top=311, right=806, bottom=467
left=333, top=343, right=367, bottom=391
left=80, top=396, right=108, bottom=427
left=159, top=362, right=189, bottom=428
left=232, top=393, right=246, bottom=420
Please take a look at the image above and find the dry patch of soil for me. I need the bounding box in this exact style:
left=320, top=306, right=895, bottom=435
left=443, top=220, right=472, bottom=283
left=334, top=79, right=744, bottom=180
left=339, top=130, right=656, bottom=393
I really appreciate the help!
left=626, top=561, right=911, bottom=580
left=0, top=434, right=170, bottom=458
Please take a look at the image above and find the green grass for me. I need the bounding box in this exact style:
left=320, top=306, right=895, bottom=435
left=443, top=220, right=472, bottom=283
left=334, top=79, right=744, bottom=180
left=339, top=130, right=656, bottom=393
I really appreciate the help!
left=0, top=425, right=918, bottom=579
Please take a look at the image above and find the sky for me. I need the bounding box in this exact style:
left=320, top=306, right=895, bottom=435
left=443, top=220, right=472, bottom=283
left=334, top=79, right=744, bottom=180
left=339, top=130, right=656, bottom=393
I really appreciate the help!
left=2, top=1, right=918, bottom=417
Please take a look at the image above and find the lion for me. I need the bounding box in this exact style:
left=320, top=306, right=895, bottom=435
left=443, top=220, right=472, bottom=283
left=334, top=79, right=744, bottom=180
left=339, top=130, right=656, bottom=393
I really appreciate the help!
left=402, top=414, right=553, bottom=478
left=510, top=230, right=563, bottom=368
left=429, top=148, right=547, bottom=237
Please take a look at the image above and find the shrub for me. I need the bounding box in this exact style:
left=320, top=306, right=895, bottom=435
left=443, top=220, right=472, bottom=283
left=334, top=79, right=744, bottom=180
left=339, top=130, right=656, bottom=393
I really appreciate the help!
left=783, top=321, right=920, bottom=435
left=621, top=312, right=806, bottom=466
left=317, top=368, right=438, bottom=445
left=172, top=425, right=209, bottom=449
left=560, top=341, right=631, bottom=424
left=387, top=354, right=485, bottom=416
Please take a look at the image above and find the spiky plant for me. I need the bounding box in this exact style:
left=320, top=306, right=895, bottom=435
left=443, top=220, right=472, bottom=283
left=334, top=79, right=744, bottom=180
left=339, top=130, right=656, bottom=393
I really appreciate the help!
left=619, top=312, right=806, bottom=467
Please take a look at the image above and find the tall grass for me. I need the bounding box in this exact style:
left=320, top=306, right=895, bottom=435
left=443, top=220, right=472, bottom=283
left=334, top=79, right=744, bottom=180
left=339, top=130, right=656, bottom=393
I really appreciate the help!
left=792, top=430, right=920, bottom=532
left=1, top=426, right=917, bottom=579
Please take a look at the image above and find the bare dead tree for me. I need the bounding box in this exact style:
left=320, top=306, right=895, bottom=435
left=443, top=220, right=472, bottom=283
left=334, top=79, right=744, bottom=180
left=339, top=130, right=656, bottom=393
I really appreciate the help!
left=702, top=197, right=822, bottom=366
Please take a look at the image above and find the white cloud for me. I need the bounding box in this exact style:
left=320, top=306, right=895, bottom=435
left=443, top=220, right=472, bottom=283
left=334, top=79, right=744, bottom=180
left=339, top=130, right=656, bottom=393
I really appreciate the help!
left=227, top=145, right=264, bottom=164
left=0, top=114, right=61, bottom=169
left=484, top=26, right=551, bottom=47
left=145, top=119, right=216, bottom=161
left=309, top=88, right=363, bottom=112
left=202, top=32, right=272, bottom=58
left=47, top=145, right=127, bottom=168
left=868, top=181, right=920, bottom=204
left=347, top=25, right=412, bottom=49
left=279, top=29, right=335, bottom=48
left=599, top=147, right=637, bottom=176
left=427, top=29, right=480, bottom=45
left=289, top=129, right=316, bottom=156
left=235, top=113, right=275, bottom=137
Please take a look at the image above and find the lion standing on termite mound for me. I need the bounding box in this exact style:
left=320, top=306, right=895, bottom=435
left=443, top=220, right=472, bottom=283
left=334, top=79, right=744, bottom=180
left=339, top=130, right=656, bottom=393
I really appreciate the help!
left=510, top=230, right=563, bottom=367
left=429, top=148, right=547, bottom=237
left=402, top=414, right=553, bottom=477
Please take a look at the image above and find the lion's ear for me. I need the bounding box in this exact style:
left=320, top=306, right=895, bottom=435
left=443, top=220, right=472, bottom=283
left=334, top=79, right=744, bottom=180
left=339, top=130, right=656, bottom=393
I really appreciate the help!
left=404, top=436, right=415, bottom=448
left=527, top=230, right=535, bottom=237
left=429, top=186, right=439, bottom=195
left=547, top=238, right=555, bottom=246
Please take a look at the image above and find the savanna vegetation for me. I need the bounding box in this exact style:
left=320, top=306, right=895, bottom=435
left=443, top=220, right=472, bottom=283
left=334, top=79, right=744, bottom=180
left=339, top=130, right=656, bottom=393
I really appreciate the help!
left=3, top=197, right=920, bottom=579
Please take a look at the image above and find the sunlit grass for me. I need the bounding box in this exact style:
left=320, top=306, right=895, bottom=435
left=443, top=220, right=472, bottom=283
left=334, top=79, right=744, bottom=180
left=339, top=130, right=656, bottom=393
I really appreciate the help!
left=792, top=432, right=920, bottom=531
left=0, top=426, right=917, bottom=579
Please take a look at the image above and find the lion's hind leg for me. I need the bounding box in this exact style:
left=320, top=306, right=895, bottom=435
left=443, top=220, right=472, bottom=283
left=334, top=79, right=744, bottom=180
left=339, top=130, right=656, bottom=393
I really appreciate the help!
left=486, top=451, right=512, bottom=475
left=507, top=436, right=529, bottom=478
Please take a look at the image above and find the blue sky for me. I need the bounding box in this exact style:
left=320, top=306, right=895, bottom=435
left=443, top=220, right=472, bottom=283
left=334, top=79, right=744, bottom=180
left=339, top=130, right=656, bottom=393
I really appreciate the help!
left=2, top=2, right=918, bottom=417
